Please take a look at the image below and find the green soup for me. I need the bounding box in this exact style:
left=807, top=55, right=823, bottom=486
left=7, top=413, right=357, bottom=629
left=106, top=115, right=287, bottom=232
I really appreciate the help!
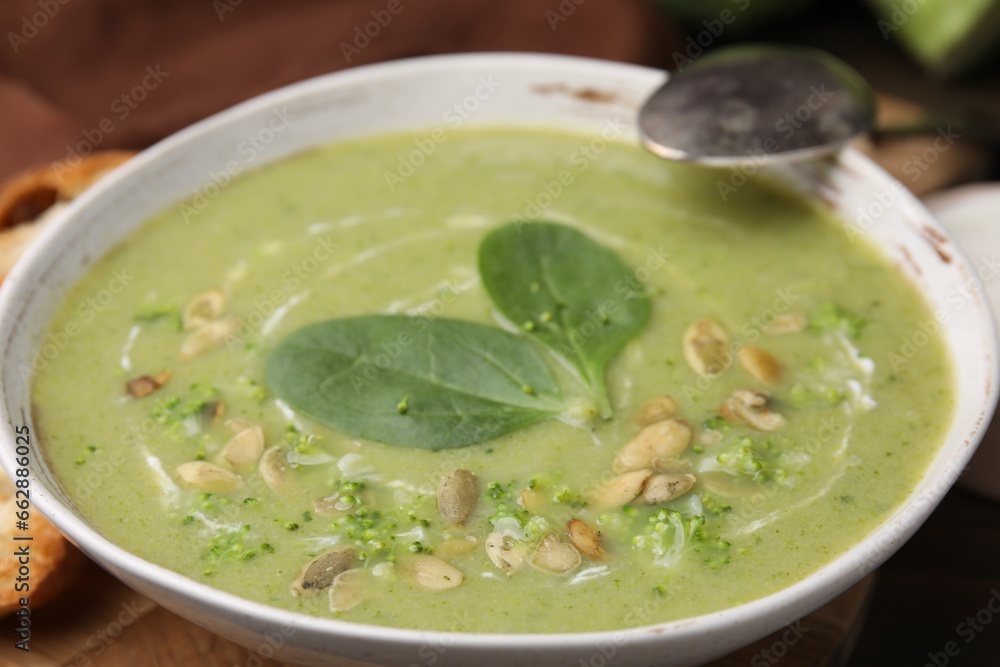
left=32, top=128, right=953, bottom=633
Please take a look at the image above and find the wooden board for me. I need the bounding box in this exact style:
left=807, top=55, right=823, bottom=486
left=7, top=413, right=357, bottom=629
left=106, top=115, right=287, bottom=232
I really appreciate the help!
left=0, top=560, right=874, bottom=667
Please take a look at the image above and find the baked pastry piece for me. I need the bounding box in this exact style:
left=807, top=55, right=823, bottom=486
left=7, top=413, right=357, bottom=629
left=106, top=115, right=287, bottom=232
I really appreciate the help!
left=0, top=151, right=133, bottom=613
left=0, top=151, right=133, bottom=281
left=0, top=473, right=87, bottom=614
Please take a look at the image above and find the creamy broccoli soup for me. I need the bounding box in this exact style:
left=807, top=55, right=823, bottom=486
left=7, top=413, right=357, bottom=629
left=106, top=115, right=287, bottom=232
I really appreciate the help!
left=32, top=128, right=953, bottom=633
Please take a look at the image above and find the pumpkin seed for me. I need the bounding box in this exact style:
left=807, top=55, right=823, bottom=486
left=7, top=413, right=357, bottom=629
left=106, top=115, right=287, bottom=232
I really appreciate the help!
left=530, top=534, right=581, bottom=575
left=613, top=419, right=691, bottom=473
left=738, top=346, right=782, bottom=385
left=695, top=429, right=724, bottom=446
left=175, top=461, right=240, bottom=493
left=329, top=568, right=366, bottom=612
left=567, top=518, right=605, bottom=559
left=225, top=417, right=253, bottom=433
left=312, top=494, right=342, bottom=516
left=640, top=473, right=696, bottom=505
left=403, top=554, right=464, bottom=590
left=436, top=469, right=477, bottom=525
left=588, top=469, right=652, bottom=511
left=259, top=446, right=290, bottom=491
left=766, top=313, right=807, bottom=334
left=683, top=318, right=732, bottom=378
left=290, top=546, right=356, bottom=596
left=180, top=318, right=236, bottom=359
left=651, top=457, right=692, bottom=474
left=519, top=488, right=544, bottom=513
left=636, top=395, right=677, bottom=427
left=485, top=532, right=526, bottom=576
left=125, top=370, right=171, bottom=398
left=219, top=425, right=264, bottom=467
left=433, top=538, right=478, bottom=559
left=183, top=288, right=226, bottom=331
left=720, top=389, right=786, bottom=431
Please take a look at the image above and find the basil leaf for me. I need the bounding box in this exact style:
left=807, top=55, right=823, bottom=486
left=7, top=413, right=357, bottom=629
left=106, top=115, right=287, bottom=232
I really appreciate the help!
left=478, top=221, right=650, bottom=418
left=265, top=315, right=564, bottom=449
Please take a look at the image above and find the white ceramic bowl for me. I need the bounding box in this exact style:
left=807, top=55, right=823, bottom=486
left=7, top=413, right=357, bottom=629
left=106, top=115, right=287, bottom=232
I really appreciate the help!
left=0, top=54, right=996, bottom=667
left=926, top=184, right=1000, bottom=502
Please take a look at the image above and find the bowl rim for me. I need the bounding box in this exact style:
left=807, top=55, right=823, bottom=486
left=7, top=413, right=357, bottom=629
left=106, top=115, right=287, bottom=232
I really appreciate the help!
left=1, top=52, right=997, bottom=655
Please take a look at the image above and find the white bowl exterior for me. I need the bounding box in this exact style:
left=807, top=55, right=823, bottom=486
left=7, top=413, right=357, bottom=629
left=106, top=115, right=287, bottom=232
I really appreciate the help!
left=926, top=184, right=1000, bottom=502
left=0, top=54, right=996, bottom=667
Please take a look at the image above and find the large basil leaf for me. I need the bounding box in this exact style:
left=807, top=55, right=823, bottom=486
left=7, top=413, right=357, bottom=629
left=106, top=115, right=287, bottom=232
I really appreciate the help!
left=265, top=315, right=564, bottom=449
left=478, top=221, right=651, bottom=418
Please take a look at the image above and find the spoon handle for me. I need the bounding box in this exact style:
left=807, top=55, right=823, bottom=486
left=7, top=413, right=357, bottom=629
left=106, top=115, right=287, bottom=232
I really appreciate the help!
left=874, top=109, right=1000, bottom=145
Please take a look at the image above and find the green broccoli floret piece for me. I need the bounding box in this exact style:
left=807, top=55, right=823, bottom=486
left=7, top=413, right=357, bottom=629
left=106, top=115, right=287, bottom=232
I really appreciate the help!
left=483, top=481, right=551, bottom=543
left=715, top=437, right=788, bottom=484
left=699, top=491, right=732, bottom=516
left=485, top=480, right=530, bottom=528
left=693, top=536, right=732, bottom=569
left=283, top=424, right=335, bottom=467
left=552, top=486, right=587, bottom=509
left=716, top=438, right=765, bottom=476
left=200, top=523, right=266, bottom=575
left=327, top=486, right=404, bottom=561
left=634, top=508, right=730, bottom=569
left=196, top=492, right=231, bottom=515
left=787, top=383, right=848, bottom=409
left=808, top=302, right=867, bottom=338
left=151, top=384, right=220, bottom=436
left=702, top=415, right=730, bottom=432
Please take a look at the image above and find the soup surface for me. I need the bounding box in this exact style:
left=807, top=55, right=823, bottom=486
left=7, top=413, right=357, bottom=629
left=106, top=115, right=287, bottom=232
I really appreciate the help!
left=32, top=128, right=953, bottom=633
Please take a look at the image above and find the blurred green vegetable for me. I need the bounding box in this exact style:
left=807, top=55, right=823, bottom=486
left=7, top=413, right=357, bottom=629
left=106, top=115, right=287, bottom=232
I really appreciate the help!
left=864, top=0, right=1000, bottom=78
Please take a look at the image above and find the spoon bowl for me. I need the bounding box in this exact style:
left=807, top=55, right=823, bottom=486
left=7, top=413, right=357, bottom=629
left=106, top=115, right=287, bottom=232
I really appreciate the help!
left=638, top=44, right=875, bottom=166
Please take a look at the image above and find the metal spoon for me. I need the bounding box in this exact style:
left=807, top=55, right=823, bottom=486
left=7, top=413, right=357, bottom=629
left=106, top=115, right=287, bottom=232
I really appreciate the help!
left=638, top=44, right=876, bottom=166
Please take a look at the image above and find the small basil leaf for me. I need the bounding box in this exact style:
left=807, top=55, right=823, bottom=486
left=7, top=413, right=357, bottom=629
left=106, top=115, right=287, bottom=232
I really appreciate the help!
left=265, top=315, right=563, bottom=449
left=478, top=221, right=651, bottom=418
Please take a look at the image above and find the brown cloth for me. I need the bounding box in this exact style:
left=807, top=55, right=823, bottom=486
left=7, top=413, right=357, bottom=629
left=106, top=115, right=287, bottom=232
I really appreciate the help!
left=0, top=0, right=679, bottom=181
